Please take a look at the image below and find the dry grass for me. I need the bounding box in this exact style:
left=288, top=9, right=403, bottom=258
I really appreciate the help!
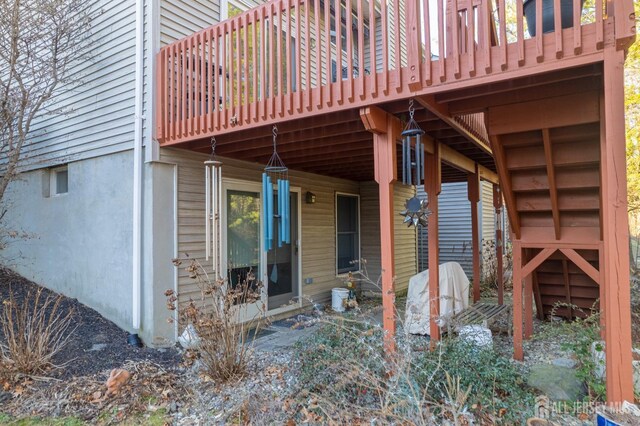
left=168, top=256, right=265, bottom=383
left=0, top=287, right=76, bottom=376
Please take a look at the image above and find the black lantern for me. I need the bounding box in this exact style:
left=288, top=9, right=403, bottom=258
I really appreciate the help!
left=401, top=99, right=425, bottom=186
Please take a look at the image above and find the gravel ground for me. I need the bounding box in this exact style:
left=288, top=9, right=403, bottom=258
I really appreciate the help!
left=0, top=268, right=180, bottom=379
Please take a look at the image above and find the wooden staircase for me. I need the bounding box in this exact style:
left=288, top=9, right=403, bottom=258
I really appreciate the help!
left=499, top=121, right=603, bottom=320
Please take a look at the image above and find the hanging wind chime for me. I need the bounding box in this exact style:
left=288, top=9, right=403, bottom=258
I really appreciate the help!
left=262, top=125, right=291, bottom=252
left=205, top=137, right=223, bottom=278
left=400, top=100, right=431, bottom=228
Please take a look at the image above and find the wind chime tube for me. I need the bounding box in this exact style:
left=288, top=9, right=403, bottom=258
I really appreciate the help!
left=262, top=173, right=269, bottom=251
left=267, top=176, right=274, bottom=250
left=415, top=134, right=423, bottom=185
left=284, top=180, right=290, bottom=243
left=277, top=179, right=283, bottom=248
left=213, top=164, right=221, bottom=278
left=205, top=165, right=211, bottom=261
left=402, top=137, right=407, bottom=185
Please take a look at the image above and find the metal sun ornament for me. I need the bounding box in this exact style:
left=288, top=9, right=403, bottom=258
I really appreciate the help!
left=400, top=99, right=431, bottom=228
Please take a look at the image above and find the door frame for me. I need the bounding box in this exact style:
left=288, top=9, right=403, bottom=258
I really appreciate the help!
left=267, top=185, right=303, bottom=316
left=221, top=178, right=303, bottom=319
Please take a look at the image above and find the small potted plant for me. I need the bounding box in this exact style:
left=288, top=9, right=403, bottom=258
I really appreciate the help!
left=523, top=0, right=586, bottom=37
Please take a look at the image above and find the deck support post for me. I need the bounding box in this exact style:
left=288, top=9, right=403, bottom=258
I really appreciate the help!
left=512, top=239, right=523, bottom=360
left=468, top=165, right=481, bottom=303
left=360, top=106, right=400, bottom=353
left=600, top=47, right=634, bottom=403
left=493, top=184, right=504, bottom=305
left=426, top=142, right=442, bottom=348
left=523, top=249, right=534, bottom=340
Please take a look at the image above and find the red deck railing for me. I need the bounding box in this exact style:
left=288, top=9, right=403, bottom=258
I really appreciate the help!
left=155, top=0, right=633, bottom=145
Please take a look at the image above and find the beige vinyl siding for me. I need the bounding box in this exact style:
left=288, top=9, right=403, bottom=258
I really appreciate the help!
left=359, top=182, right=417, bottom=293
left=481, top=181, right=495, bottom=241
left=160, top=147, right=361, bottom=306
left=18, top=0, right=136, bottom=170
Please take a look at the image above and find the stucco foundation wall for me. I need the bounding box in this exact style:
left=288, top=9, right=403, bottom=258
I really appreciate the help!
left=1, top=150, right=134, bottom=332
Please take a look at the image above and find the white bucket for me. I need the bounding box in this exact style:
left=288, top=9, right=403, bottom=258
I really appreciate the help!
left=331, top=288, right=350, bottom=312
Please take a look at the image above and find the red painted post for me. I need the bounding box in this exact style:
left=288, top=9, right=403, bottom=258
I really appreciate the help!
left=524, top=250, right=533, bottom=340
left=493, top=184, right=504, bottom=305
left=468, top=166, right=481, bottom=303
left=600, top=47, right=634, bottom=403
left=427, top=144, right=442, bottom=347
left=361, top=107, right=399, bottom=354
left=512, top=240, right=523, bottom=361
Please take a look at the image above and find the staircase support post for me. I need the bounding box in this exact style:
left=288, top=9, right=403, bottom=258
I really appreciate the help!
left=468, top=165, right=481, bottom=303
left=600, top=47, right=634, bottom=403
left=512, top=240, right=524, bottom=360
left=427, top=143, right=442, bottom=347
left=493, top=184, right=504, bottom=305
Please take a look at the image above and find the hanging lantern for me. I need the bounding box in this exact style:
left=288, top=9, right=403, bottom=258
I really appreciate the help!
left=401, top=99, right=425, bottom=186
left=398, top=100, right=431, bottom=228
left=205, top=138, right=223, bottom=278
left=262, top=125, right=290, bottom=251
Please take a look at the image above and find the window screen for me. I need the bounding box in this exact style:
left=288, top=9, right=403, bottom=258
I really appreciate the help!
left=336, top=194, right=359, bottom=273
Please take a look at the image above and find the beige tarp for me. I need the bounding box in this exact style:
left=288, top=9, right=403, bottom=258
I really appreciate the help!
left=405, top=262, right=470, bottom=335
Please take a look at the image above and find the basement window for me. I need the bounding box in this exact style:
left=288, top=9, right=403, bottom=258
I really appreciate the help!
left=51, top=166, right=68, bottom=195
left=336, top=193, right=360, bottom=274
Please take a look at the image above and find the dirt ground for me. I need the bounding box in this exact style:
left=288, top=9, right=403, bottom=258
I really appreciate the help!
left=0, top=268, right=180, bottom=379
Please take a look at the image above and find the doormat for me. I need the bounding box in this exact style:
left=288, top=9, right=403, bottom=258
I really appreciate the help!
left=271, top=314, right=318, bottom=330
left=246, top=327, right=278, bottom=341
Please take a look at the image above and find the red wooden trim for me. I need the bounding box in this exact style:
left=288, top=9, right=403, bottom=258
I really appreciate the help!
left=516, top=0, right=525, bottom=66
left=365, top=109, right=399, bottom=354
left=304, top=0, right=311, bottom=109
left=252, top=12, right=258, bottom=120
left=451, top=0, right=461, bottom=78
left=542, top=128, right=561, bottom=239
left=521, top=248, right=556, bottom=278
left=392, top=0, right=401, bottom=90
left=513, top=240, right=523, bottom=360
left=601, top=47, right=634, bottom=403
left=489, top=135, right=521, bottom=238
left=313, top=0, right=321, bottom=108
left=346, top=0, right=354, bottom=102
left=422, top=0, right=432, bottom=84
left=324, top=0, right=332, bottom=106
left=561, top=259, right=573, bottom=320
left=573, top=0, right=582, bottom=55
left=559, top=248, right=601, bottom=285
left=554, top=0, right=563, bottom=58
left=595, top=0, right=603, bottom=49
left=467, top=0, right=475, bottom=77
left=468, top=167, right=481, bottom=302
left=535, top=0, right=543, bottom=62
left=357, top=0, right=365, bottom=100
left=406, top=0, right=422, bottom=90
left=524, top=250, right=533, bottom=339
left=532, top=271, right=544, bottom=320
left=437, top=0, right=446, bottom=81
left=369, top=0, right=378, bottom=96
left=427, top=143, right=441, bottom=346
left=497, top=0, right=507, bottom=70
left=493, top=184, right=504, bottom=305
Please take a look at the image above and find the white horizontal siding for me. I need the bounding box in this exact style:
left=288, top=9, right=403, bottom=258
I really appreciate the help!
left=19, top=0, right=137, bottom=170
left=160, top=0, right=221, bottom=46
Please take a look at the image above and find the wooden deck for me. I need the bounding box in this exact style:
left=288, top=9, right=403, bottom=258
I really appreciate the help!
left=153, top=0, right=638, bottom=404
left=154, top=0, right=633, bottom=147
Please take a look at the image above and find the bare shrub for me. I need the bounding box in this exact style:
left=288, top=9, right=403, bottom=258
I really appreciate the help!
left=480, top=238, right=513, bottom=297
left=0, top=287, right=76, bottom=375
left=167, top=256, right=264, bottom=382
